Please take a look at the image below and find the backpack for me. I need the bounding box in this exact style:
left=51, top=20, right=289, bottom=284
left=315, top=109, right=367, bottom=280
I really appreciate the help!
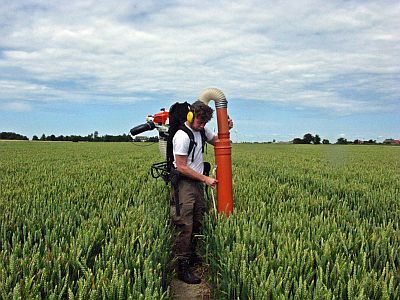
left=166, top=102, right=207, bottom=172
left=150, top=101, right=209, bottom=185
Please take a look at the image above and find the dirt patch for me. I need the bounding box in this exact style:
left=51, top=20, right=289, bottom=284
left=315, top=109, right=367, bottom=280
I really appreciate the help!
left=171, top=266, right=212, bottom=300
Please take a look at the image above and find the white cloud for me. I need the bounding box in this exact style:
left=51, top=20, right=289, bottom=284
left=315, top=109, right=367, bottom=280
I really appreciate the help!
left=0, top=0, right=399, bottom=113
left=2, top=101, right=32, bottom=112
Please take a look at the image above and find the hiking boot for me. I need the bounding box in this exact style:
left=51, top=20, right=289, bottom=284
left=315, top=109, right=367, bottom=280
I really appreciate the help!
left=177, top=259, right=201, bottom=284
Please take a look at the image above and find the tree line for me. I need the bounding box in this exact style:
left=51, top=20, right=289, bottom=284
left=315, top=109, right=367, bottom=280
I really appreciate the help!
left=293, top=133, right=327, bottom=144
left=292, top=133, right=384, bottom=145
left=0, top=131, right=158, bottom=143
left=0, top=132, right=29, bottom=140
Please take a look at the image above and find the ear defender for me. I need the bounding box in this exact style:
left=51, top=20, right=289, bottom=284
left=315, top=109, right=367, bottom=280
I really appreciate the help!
left=187, top=111, right=194, bottom=123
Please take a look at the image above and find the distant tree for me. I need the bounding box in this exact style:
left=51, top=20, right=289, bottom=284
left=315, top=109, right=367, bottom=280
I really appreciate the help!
left=94, top=131, right=100, bottom=141
left=292, top=138, right=304, bottom=144
left=353, top=139, right=362, bottom=144
left=0, top=132, right=28, bottom=140
left=367, top=139, right=376, bottom=144
left=303, top=133, right=314, bottom=144
left=313, top=134, right=321, bottom=144
left=322, top=139, right=330, bottom=144
left=104, top=135, right=114, bottom=142
left=336, top=137, right=348, bottom=144
left=40, top=134, right=46, bottom=141
left=32, top=135, right=39, bottom=141
left=123, top=134, right=133, bottom=142
left=148, top=136, right=159, bottom=142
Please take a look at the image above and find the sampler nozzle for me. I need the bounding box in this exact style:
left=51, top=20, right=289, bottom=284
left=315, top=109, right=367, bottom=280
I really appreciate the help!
left=130, top=122, right=156, bottom=136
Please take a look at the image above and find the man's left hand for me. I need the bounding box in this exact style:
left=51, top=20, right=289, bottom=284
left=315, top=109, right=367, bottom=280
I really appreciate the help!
left=228, top=117, right=233, bottom=130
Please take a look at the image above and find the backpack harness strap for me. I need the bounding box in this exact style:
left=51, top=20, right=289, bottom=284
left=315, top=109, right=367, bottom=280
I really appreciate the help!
left=178, top=125, right=206, bottom=161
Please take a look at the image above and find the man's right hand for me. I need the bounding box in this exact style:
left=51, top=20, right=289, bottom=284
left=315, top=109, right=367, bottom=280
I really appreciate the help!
left=176, top=155, right=218, bottom=187
left=204, top=176, right=218, bottom=188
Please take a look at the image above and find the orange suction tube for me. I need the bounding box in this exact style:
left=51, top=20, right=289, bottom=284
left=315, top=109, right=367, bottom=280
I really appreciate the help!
left=198, top=88, right=233, bottom=216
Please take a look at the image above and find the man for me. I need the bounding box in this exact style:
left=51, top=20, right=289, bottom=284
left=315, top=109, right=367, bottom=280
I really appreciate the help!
left=171, top=100, right=233, bottom=284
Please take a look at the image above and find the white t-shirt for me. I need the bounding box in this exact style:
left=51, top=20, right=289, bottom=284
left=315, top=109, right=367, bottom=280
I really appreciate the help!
left=173, top=124, right=215, bottom=174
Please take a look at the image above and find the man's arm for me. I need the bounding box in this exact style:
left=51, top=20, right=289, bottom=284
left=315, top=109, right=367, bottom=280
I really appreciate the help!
left=208, top=135, right=217, bottom=146
left=207, top=117, right=233, bottom=146
left=175, top=155, right=218, bottom=188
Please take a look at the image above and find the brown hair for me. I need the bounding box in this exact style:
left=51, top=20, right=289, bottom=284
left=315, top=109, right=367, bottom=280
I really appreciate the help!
left=191, top=100, right=214, bottom=123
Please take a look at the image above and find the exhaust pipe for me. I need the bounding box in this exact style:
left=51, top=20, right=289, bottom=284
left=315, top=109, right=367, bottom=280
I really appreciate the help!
left=198, top=88, right=233, bottom=216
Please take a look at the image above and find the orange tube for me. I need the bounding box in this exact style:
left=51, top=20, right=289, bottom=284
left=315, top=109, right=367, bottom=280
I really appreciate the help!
left=215, top=108, right=233, bottom=216
left=198, top=88, right=233, bottom=216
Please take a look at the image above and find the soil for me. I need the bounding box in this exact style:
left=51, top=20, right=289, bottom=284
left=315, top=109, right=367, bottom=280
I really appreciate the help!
left=171, top=265, right=212, bottom=300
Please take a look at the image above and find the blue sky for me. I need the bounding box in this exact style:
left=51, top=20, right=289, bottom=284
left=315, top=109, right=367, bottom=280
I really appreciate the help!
left=0, top=0, right=399, bottom=142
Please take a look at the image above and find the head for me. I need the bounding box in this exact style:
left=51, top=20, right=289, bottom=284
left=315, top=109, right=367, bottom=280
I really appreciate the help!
left=187, top=100, right=214, bottom=131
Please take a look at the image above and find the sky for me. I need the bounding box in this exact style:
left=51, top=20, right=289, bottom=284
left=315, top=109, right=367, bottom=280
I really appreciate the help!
left=0, top=0, right=399, bottom=143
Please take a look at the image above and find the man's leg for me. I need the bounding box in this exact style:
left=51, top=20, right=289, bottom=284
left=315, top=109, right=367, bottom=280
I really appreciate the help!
left=191, top=182, right=206, bottom=266
left=171, top=180, right=201, bottom=284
